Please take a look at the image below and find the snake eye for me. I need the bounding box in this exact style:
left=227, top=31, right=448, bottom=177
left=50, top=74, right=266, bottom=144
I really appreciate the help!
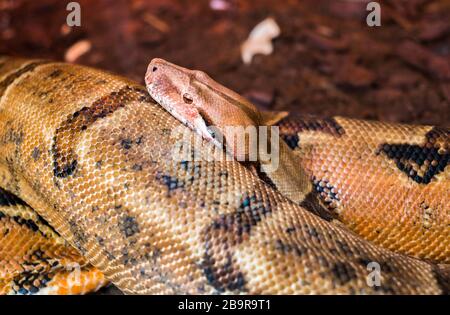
left=183, top=93, right=193, bottom=104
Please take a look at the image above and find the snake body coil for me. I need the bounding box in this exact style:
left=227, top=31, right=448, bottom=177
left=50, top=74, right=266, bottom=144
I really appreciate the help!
left=0, top=57, right=448, bottom=294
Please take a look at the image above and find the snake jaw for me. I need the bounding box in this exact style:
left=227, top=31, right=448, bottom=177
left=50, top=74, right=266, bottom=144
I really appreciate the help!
left=146, top=87, right=218, bottom=148
left=146, top=60, right=221, bottom=148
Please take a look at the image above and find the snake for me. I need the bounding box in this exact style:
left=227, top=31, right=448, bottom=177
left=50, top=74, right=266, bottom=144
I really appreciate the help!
left=0, top=56, right=448, bottom=295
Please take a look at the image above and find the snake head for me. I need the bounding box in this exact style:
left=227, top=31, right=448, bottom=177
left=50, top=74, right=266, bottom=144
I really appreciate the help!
left=145, top=58, right=287, bottom=161
left=145, top=58, right=217, bottom=146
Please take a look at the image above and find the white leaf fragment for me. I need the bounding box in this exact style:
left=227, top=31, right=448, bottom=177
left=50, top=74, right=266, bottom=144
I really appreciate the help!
left=210, top=0, right=231, bottom=11
left=65, top=40, right=91, bottom=63
left=240, top=17, right=281, bottom=64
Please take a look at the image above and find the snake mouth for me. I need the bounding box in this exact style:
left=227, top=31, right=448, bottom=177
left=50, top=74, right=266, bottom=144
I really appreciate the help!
left=197, top=108, right=220, bottom=139
left=148, top=86, right=224, bottom=149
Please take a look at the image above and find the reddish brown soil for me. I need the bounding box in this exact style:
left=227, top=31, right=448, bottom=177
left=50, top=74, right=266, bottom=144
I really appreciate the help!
left=1, top=0, right=449, bottom=126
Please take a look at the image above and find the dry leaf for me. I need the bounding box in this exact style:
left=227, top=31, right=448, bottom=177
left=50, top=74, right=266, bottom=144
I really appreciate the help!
left=241, top=17, right=280, bottom=64
left=65, top=40, right=92, bottom=63
left=210, top=0, right=231, bottom=11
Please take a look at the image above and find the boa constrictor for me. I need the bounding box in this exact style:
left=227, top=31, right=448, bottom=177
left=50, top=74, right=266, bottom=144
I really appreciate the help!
left=0, top=56, right=448, bottom=295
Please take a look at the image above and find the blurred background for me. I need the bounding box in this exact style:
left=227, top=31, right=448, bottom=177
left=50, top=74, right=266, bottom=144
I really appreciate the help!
left=0, top=0, right=449, bottom=126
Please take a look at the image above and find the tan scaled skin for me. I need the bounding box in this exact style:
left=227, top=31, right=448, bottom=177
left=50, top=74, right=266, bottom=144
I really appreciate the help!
left=145, top=58, right=450, bottom=265
left=0, top=187, right=107, bottom=295
left=0, top=57, right=448, bottom=295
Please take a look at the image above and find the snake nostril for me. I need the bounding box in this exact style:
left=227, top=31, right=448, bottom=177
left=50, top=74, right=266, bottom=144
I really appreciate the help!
left=152, top=66, right=158, bottom=72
